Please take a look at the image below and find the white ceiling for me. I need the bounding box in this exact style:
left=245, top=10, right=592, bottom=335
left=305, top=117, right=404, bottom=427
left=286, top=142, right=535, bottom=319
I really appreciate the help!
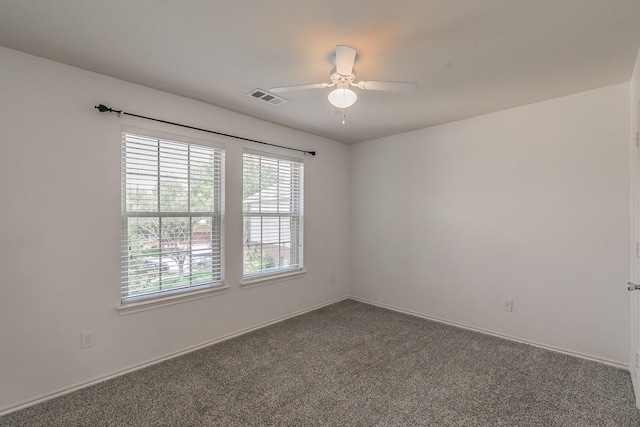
left=1, top=0, right=640, bottom=144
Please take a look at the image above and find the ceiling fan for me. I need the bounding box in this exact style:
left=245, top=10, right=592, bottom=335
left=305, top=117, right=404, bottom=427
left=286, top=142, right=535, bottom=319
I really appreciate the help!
left=270, top=45, right=418, bottom=123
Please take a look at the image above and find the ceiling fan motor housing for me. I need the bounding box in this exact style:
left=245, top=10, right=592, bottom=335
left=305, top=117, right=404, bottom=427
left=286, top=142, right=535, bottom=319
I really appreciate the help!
left=330, top=67, right=356, bottom=89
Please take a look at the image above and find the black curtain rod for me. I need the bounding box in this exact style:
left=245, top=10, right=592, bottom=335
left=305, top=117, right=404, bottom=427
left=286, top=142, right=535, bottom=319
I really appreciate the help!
left=94, top=104, right=316, bottom=156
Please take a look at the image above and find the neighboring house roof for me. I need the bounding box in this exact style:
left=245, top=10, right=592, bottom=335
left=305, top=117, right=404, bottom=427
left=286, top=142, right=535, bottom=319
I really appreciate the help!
left=244, top=185, right=294, bottom=213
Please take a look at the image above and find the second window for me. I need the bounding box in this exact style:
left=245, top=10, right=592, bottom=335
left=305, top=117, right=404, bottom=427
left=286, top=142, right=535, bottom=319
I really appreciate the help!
left=242, top=151, right=304, bottom=280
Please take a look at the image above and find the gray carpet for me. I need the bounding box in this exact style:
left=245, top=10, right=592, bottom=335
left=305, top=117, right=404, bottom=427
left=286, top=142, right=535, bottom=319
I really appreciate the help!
left=1, top=299, right=639, bottom=426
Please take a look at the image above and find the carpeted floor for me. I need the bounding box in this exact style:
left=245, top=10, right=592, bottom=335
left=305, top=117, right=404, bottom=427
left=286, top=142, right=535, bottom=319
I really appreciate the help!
left=1, top=299, right=639, bottom=426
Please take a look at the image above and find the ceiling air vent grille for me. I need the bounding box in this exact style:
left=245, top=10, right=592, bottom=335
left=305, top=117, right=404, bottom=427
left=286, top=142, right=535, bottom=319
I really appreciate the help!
left=247, top=89, right=287, bottom=106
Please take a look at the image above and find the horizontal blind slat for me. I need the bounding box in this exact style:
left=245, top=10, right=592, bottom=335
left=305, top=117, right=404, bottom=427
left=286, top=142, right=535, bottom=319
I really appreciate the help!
left=122, top=132, right=225, bottom=303
left=242, top=151, right=304, bottom=279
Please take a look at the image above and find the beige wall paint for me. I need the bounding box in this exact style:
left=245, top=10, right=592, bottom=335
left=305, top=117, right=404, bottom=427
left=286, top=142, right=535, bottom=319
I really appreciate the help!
left=349, top=83, right=631, bottom=365
left=0, top=46, right=350, bottom=412
left=629, top=46, right=640, bottom=406
left=1, top=42, right=636, bottom=413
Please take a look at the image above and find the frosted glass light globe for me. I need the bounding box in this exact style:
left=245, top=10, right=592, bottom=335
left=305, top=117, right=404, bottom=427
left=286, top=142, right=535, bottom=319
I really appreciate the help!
left=328, top=88, right=357, bottom=109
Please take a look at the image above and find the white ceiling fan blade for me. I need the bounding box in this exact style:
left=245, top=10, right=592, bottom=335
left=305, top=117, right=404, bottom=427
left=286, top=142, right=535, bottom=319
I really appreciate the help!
left=335, top=45, right=356, bottom=76
left=355, top=81, right=418, bottom=92
left=270, top=82, right=332, bottom=93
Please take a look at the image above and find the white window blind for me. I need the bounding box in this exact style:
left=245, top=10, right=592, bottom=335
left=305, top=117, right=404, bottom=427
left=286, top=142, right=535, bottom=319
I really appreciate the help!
left=242, top=151, right=304, bottom=279
left=121, top=131, right=224, bottom=303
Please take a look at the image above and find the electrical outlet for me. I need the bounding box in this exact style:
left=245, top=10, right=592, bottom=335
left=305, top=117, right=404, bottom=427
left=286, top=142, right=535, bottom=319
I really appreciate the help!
left=81, top=330, right=95, bottom=349
left=502, top=298, right=513, bottom=312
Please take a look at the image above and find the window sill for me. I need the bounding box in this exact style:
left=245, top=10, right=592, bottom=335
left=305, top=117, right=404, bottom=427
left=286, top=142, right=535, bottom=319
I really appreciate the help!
left=240, top=269, right=307, bottom=290
left=116, top=284, right=230, bottom=315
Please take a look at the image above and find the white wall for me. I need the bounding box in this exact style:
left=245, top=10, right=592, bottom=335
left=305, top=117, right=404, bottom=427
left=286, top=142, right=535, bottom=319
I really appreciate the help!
left=630, top=46, right=640, bottom=403
left=349, top=83, right=631, bottom=365
left=0, top=46, right=350, bottom=412
left=1, top=42, right=635, bottom=413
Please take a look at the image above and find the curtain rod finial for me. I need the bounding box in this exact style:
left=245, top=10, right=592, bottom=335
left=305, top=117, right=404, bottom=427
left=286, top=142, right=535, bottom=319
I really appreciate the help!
left=95, top=104, right=123, bottom=116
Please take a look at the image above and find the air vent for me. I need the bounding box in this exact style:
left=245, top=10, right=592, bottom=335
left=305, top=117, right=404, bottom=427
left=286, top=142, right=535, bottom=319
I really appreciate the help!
left=247, top=89, right=287, bottom=106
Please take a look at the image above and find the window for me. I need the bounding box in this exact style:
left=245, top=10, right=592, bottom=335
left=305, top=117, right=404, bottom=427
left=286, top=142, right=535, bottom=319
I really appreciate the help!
left=242, top=151, right=304, bottom=280
left=121, top=130, right=224, bottom=304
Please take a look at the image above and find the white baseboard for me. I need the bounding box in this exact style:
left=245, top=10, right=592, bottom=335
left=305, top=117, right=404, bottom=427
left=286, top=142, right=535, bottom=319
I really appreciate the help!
left=3, top=294, right=630, bottom=416
left=0, top=296, right=350, bottom=417
left=631, top=363, right=640, bottom=409
left=349, top=295, right=630, bottom=371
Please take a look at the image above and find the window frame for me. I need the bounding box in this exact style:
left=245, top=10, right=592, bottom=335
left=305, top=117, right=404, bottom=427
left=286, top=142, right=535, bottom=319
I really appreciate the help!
left=118, top=126, right=227, bottom=313
left=241, top=149, right=305, bottom=287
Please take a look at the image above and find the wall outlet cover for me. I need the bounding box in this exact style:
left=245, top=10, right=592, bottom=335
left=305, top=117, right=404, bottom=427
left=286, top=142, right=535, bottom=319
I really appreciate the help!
left=81, top=330, right=95, bottom=349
